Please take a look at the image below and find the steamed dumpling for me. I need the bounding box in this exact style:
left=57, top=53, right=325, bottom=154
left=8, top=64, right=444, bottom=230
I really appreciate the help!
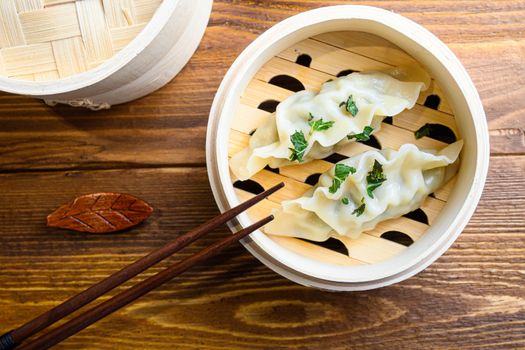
left=264, top=141, right=463, bottom=241
left=230, top=67, right=430, bottom=180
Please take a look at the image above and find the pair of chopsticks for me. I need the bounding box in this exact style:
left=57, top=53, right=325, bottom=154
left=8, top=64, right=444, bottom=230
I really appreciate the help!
left=0, top=183, right=284, bottom=350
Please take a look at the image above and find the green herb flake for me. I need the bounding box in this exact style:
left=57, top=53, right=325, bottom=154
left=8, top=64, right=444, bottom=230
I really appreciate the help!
left=308, top=116, right=335, bottom=134
left=329, top=164, right=356, bottom=193
left=289, top=131, right=308, bottom=163
left=352, top=198, right=366, bottom=216
left=347, top=126, right=374, bottom=141
left=414, top=123, right=432, bottom=139
left=341, top=95, right=359, bottom=116
left=366, top=160, right=387, bottom=198
left=341, top=197, right=350, bottom=205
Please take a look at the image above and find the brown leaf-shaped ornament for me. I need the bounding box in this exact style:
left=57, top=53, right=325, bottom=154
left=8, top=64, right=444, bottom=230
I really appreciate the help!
left=47, top=193, right=153, bottom=233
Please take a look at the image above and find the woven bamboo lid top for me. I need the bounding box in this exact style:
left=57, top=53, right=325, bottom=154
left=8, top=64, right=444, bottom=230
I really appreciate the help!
left=0, top=0, right=163, bottom=82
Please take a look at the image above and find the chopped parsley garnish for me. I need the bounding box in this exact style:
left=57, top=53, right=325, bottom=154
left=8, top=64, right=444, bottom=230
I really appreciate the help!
left=347, top=126, right=374, bottom=141
left=289, top=130, right=308, bottom=163
left=329, top=164, right=356, bottom=193
left=339, top=95, right=359, bottom=116
left=352, top=198, right=366, bottom=216
left=414, top=123, right=432, bottom=139
left=366, top=160, right=386, bottom=198
left=308, top=116, right=335, bottom=134
left=341, top=197, right=349, bottom=205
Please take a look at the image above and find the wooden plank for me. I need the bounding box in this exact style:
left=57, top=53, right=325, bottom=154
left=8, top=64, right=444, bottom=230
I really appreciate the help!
left=248, top=169, right=311, bottom=204
left=270, top=235, right=365, bottom=266
left=0, top=53, right=6, bottom=76
left=279, top=159, right=333, bottom=183
left=490, top=128, right=525, bottom=154
left=18, top=3, right=81, bottom=44
left=373, top=217, right=429, bottom=241
left=312, top=31, right=418, bottom=67
left=434, top=177, right=455, bottom=201
left=0, top=158, right=523, bottom=349
left=52, top=36, right=88, bottom=78
left=448, top=38, right=525, bottom=155
left=232, top=103, right=274, bottom=135
left=0, top=0, right=26, bottom=47
left=420, top=196, right=446, bottom=225
left=240, top=78, right=292, bottom=106
left=255, top=56, right=333, bottom=90
left=0, top=42, right=56, bottom=76
left=339, top=234, right=406, bottom=264
left=370, top=122, right=448, bottom=151
left=76, top=0, right=114, bottom=63
left=0, top=2, right=522, bottom=350
left=278, top=38, right=391, bottom=76
left=416, top=79, right=453, bottom=114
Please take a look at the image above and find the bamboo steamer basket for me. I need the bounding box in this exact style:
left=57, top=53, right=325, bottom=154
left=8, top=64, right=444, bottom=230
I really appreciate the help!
left=206, top=6, right=490, bottom=291
left=0, top=0, right=212, bottom=110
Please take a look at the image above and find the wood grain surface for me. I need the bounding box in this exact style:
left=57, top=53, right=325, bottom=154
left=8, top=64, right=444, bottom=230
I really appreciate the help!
left=0, top=1, right=524, bottom=349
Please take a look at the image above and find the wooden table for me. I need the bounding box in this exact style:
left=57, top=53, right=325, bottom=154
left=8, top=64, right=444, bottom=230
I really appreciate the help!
left=1, top=2, right=524, bottom=349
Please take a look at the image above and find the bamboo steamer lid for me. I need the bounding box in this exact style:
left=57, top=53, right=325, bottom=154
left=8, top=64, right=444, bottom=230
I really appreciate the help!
left=0, top=0, right=212, bottom=109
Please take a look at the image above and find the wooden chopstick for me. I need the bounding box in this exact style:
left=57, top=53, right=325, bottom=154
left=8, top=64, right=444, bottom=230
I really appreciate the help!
left=0, top=182, right=283, bottom=350
left=17, top=215, right=274, bottom=350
